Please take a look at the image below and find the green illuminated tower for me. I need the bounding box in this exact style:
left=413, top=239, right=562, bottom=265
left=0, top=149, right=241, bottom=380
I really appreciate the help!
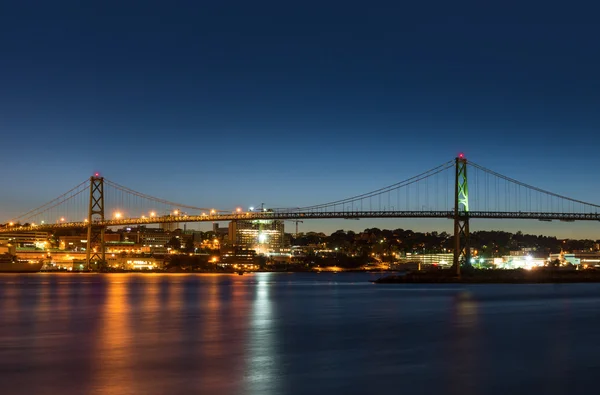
left=453, top=155, right=470, bottom=276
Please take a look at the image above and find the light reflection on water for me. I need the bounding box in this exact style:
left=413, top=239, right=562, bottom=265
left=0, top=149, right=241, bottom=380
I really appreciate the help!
left=90, top=280, right=134, bottom=394
left=245, top=274, right=279, bottom=395
left=1, top=273, right=600, bottom=395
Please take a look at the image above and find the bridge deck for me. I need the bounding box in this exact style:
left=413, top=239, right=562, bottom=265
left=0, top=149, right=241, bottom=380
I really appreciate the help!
left=2, top=211, right=600, bottom=233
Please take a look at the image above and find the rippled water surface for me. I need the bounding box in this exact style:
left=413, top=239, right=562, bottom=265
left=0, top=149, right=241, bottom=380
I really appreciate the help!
left=1, top=272, right=599, bottom=395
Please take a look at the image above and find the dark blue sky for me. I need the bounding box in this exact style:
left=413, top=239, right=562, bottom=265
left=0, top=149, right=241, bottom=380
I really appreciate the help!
left=1, top=1, right=599, bottom=237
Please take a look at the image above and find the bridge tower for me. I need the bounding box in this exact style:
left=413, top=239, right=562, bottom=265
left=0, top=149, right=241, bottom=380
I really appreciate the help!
left=85, top=174, right=106, bottom=270
left=453, top=155, right=470, bottom=276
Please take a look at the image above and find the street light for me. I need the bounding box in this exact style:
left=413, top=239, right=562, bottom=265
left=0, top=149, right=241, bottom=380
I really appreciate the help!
left=114, top=212, right=122, bottom=219
left=150, top=211, right=156, bottom=217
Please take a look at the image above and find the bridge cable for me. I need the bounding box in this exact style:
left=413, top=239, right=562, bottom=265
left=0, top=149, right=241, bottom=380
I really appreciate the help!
left=283, top=160, right=454, bottom=211
left=10, top=179, right=90, bottom=222
left=469, top=161, right=600, bottom=210
left=103, top=179, right=221, bottom=212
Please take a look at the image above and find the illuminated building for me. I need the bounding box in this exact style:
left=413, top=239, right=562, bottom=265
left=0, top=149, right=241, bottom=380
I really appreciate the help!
left=138, top=229, right=172, bottom=253
left=497, top=255, right=546, bottom=269
left=58, top=233, right=120, bottom=251
left=0, top=241, right=17, bottom=255
left=398, top=253, right=454, bottom=267
left=228, top=219, right=284, bottom=255
left=220, top=246, right=257, bottom=264
left=0, top=231, right=50, bottom=248
left=549, top=253, right=582, bottom=266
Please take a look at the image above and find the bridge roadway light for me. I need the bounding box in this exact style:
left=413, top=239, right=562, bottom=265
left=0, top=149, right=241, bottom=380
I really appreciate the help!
left=114, top=212, right=122, bottom=219
left=236, top=207, right=242, bottom=213
left=60, top=217, right=65, bottom=222
left=210, top=209, right=216, bottom=214
left=150, top=211, right=156, bottom=217
left=8, top=222, right=13, bottom=226
left=173, top=210, right=179, bottom=215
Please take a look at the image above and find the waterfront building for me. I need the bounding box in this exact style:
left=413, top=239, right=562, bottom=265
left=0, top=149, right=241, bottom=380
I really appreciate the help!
left=398, top=253, right=453, bottom=267
left=220, top=246, right=257, bottom=264
left=138, top=228, right=172, bottom=253
left=497, top=255, right=547, bottom=269
left=58, top=235, right=88, bottom=251
left=0, top=241, right=16, bottom=255
left=228, top=217, right=285, bottom=255
left=0, top=231, right=50, bottom=249
left=548, top=252, right=580, bottom=265
left=58, top=233, right=120, bottom=251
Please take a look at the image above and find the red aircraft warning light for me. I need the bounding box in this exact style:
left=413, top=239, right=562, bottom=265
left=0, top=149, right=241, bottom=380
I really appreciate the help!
left=458, top=153, right=465, bottom=159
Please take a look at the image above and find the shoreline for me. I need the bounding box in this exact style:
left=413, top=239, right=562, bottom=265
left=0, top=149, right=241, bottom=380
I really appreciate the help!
left=29, top=269, right=397, bottom=274
left=373, top=269, right=600, bottom=284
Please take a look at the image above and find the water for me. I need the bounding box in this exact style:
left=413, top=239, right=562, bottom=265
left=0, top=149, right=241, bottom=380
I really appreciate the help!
left=1, top=272, right=599, bottom=395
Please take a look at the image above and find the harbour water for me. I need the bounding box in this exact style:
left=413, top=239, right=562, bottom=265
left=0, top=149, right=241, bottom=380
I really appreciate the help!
left=1, top=272, right=599, bottom=395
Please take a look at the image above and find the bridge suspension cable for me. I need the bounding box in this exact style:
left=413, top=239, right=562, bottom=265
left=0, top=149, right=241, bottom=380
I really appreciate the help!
left=468, top=161, right=600, bottom=214
left=103, top=179, right=222, bottom=213
left=10, top=180, right=90, bottom=224
left=281, top=160, right=455, bottom=212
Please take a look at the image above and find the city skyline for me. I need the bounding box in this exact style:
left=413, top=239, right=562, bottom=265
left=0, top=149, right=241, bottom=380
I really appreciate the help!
left=2, top=2, right=600, bottom=238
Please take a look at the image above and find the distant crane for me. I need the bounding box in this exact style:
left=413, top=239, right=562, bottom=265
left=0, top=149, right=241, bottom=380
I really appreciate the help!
left=285, top=220, right=304, bottom=238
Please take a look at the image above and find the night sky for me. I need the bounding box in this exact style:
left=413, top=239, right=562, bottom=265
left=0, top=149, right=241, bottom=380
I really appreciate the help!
left=2, top=1, right=599, bottom=238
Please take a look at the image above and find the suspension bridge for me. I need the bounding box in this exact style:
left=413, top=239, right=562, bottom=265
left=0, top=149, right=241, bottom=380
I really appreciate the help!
left=2, top=155, right=600, bottom=275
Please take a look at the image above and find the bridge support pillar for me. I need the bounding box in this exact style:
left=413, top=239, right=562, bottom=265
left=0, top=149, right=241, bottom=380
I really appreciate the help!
left=453, top=156, right=470, bottom=276
left=86, top=175, right=106, bottom=270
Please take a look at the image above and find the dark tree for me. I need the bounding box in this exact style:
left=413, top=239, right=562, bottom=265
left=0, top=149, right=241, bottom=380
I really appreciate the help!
left=166, top=236, right=181, bottom=251
left=184, top=238, right=195, bottom=253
